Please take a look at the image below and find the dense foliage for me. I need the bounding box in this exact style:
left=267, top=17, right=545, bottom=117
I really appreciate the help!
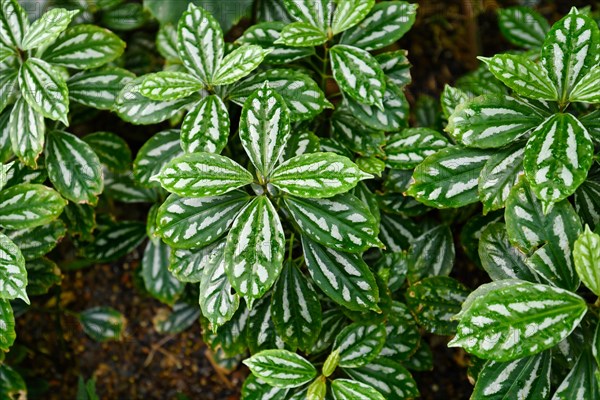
left=0, top=1, right=599, bottom=399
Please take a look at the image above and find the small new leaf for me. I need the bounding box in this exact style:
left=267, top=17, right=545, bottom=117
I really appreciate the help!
left=573, top=226, right=600, bottom=296
left=21, top=8, right=78, bottom=50
left=243, top=349, right=317, bottom=389
left=334, top=322, right=386, bottom=368
left=19, top=58, right=69, bottom=124
left=212, top=45, right=271, bottom=86
left=181, top=94, right=229, bottom=154
left=140, top=71, right=203, bottom=101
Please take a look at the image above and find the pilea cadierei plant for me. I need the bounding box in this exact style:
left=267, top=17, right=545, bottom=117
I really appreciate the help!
left=0, top=0, right=599, bottom=399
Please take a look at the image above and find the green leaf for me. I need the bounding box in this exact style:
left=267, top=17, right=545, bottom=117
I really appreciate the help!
left=154, top=302, right=200, bottom=335
left=63, top=203, right=95, bottom=241
left=230, top=69, right=332, bottom=122
left=6, top=220, right=66, bottom=261
left=479, top=144, right=525, bottom=213
left=78, top=306, right=126, bottom=342
left=199, top=240, right=240, bottom=328
left=479, top=222, right=537, bottom=282
left=271, top=153, right=371, bottom=198
left=0, top=184, right=66, bottom=230
left=271, top=262, right=321, bottom=351
left=142, top=239, right=184, bottom=305
left=0, top=364, right=26, bottom=398
left=83, top=132, right=132, bottom=173
left=385, top=128, right=448, bottom=170
left=446, top=95, right=546, bottom=148
left=140, top=71, right=203, bottom=101
left=19, top=58, right=69, bottom=124
left=133, top=129, right=183, bottom=187
left=574, top=226, right=600, bottom=296
left=334, top=322, right=385, bottom=368
left=277, top=22, right=328, bottom=47
left=25, top=258, right=61, bottom=296
left=243, top=349, right=317, bottom=389
left=225, top=196, right=285, bottom=307
left=212, top=45, right=270, bottom=85
left=242, top=375, right=289, bottom=400
left=472, top=351, right=552, bottom=400
left=115, top=77, right=194, bottom=125
left=0, top=63, right=18, bottom=114
left=0, top=300, right=15, bottom=351
left=302, top=236, right=379, bottom=312
left=0, top=0, right=29, bottom=48
left=286, top=193, right=381, bottom=253
left=498, top=6, right=549, bottom=49
left=239, top=84, right=290, bottom=178
left=574, top=164, right=600, bottom=231
left=156, top=191, right=251, bottom=249
left=0, top=233, right=27, bottom=303
left=340, top=1, right=417, bottom=51
left=282, top=131, right=320, bottom=160
left=449, top=280, right=587, bottom=362
left=407, top=225, right=455, bottom=282
left=156, top=23, right=179, bottom=62
left=103, top=170, right=158, bottom=203
left=405, top=276, right=469, bottom=335
left=181, top=94, right=229, bottom=154
left=168, top=245, right=214, bottom=283
left=246, top=296, right=284, bottom=354
left=330, top=45, right=386, bottom=108
left=177, top=4, right=223, bottom=85
left=407, top=146, right=492, bottom=208
left=440, top=85, right=469, bottom=119
left=330, top=112, right=385, bottom=156
left=524, top=113, right=594, bottom=209
left=332, top=0, right=375, bottom=35
left=344, top=358, right=419, bottom=400
left=84, top=221, right=146, bottom=261
left=238, top=22, right=315, bottom=64
left=42, top=24, right=126, bottom=69
left=553, top=351, right=599, bottom=400
left=45, top=130, right=104, bottom=204
left=8, top=97, right=45, bottom=168
left=282, top=0, right=329, bottom=30
left=68, top=67, right=135, bottom=110
left=570, top=64, right=600, bottom=103
left=541, top=8, right=600, bottom=103
left=376, top=50, right=412, bottom=87
left=481, top=54, right=557, bottom=100
left=344, top=81, right=409, bottom=131
left=381, top=302, right=419, bottom=359
left=506, top=179, right=582, bottom=290
left=379, top=212, right=420, bottom=252
left=206, top=304, right=249, bottom=357
left=331, top=379, right=385, bottom=400
left=155, top=152, right=253, bottom=197
left=21, top=8, right=78, bottom=50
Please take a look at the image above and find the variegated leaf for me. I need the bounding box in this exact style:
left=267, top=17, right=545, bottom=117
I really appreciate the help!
left=344, top=81, right=409, bottom=131
left=177, top=4, right=223, bottom=85
left=479, top=144, right=525, bottom=213
left=26, top=257, right=61, bottom=296
left=285, top=194, right=381, bottom=252
left=3, top=158, right=47, bottom=189
left=407, top=146, right=492, bottom=208
left=340, top=1, right=417, bottom=51
left=498, top=6, right=549, bottom=49
left=156, top=23, right=179, bottom=62
left=331, top=379, right=385, bottom=400
left=241, top=375, right=289, bottom=400
left=446, top=95, right=546, bottom=148
left=381, top=301, right=419, bottom=359
left=230, top=69, right=331, bottom=121
left=479, top=223, right=537, bottom=282
left=541, top=8, right=600, bottom=103
left=481, top=54, right=557, bottom=100
left=84, top=221, right=146, bottom=261
left=21, top=8, right=78, bottom=50
left=524, top=113, right=594, bottom=209
left=243, top=349, right=316, bottom=389
left=574, top=226, right=600, bottom=296
left=199, top=239, right=240, bottom=328
left=156, top=191, right=251, bottom=249
left=78, top=307, right=125, bottom=342
left=552, top=351, right=599, bottom=400
left=83, top=131, right=132, bottom=173
left=271, top=152, right=371, bottom=198
left=379, top=212, right=420, bottom=252
left=282, top=0, right=330, bottom=30
left=155, top=152, right=253, bottom=197
left=385, top=128, right=448, bottom=170
left=407, top=225, right=455, bottom=282
left=310, top=309, right=346, bottom=354
left=344, top=358, right=419, bottom=400
left=441, top=85, right=469, bottom=119
left=103, top=170, right=158, bottom=204
left=140, top=71, right=203, bottom=101
left=225, top=196, right=285, bottom=307
left=212, top=45, right=271, bottom=86
left=449, top=280, right=587, bottom=362
left=168, top=246, right=211, bottom=283
left=505, top=179, right=582, bottom=290
left=6, top=220, right=66, bottom=261
left=302, top=236, right=379, bottom=311
left=281, top=131, right=320, bottom=160
left=0, top=299, right=15, bottom=351
left=181, top=94, right=229, bottom=154
left=271, top=262, right=321, bottom=351
left=133, top=129, right=183, bottom=187
left=19, top=58, right=69, bottom=124
left=239, top=84, right=290, bottom=178
left=0, top=184, right=66, bottom=230
left=334, top=322, right=385, bottom=368
left=246, top=296, right=285, bottom=354
left=68, top=67, right=135, bottom=110
left=206, top=304, right=249, bottom=357
left=332, top=0, right=375, bottom=34
left=574, top=163, right=600, bottom=230
left=42, top=24, right=126, bottom=69
left=403, top=342, right=433, bottom=372
left=45, top=130, right=104, bottom=204
left=330, top=111, right=385, bottom=157
left=277, top=22, right=327, bottom=47
left=376, top=50, right=411, bottom=87
left=330, top=44, right=385, bottom=108
left=0, top=233, right=27, bottom=303
left=472, top=351, right=552, bottom=400
left=0, top=0, right=29, bottom=48
left=569, top=64, right=600, bottom=103
left=115, top=77, right=194, bottom=125
left=142, top=239, right=184, bottom=305
left=0, top=60, right=18, bottom=114
left=154, top=302, right=200, bottom=335
left=238, top=22, right=314, bottom=64
left=8, top=97, right=45, bottom=168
